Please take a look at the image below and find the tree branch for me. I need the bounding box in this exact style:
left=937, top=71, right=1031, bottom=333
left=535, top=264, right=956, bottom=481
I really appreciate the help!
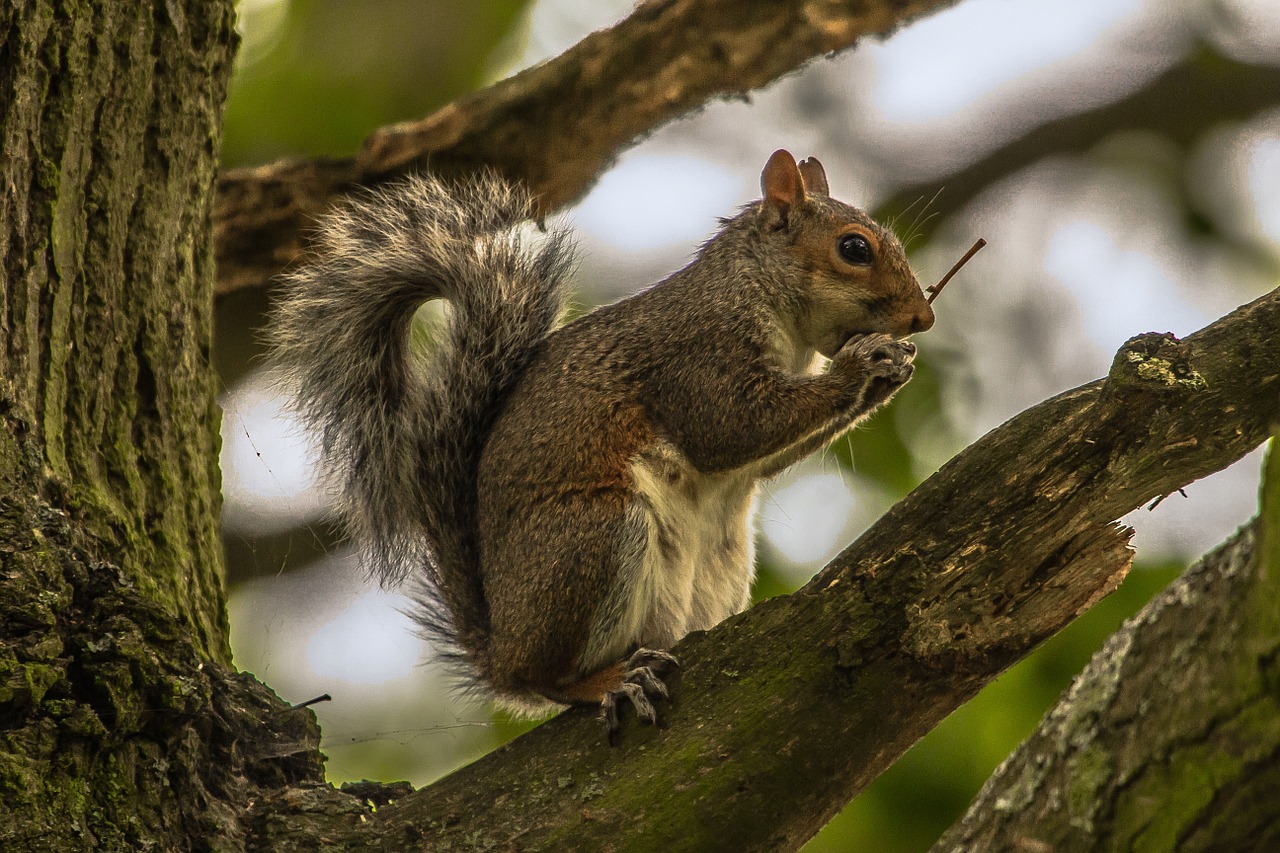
left=933, top=440, right=1280, bottom=851
left=213, top=0, right=961, bottom=297
left=877, top=52, right=1280, bottom=247
left=245, top=281, right=1279, bottom=849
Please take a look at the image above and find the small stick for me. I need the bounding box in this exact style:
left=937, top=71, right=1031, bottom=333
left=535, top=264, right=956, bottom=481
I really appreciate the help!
left=926, top=238, right=986, bottom=305
left=291, top=693, right=332, bottom=710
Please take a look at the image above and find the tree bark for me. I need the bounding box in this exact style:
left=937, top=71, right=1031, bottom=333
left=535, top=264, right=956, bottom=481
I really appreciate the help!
left=933, top=440, right=1280, bottom=852
left=0, top=3, right=323, bottom=849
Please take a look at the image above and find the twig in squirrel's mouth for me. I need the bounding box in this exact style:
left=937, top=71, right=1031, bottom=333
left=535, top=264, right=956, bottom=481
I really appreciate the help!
left=925, top=238, right=986, bottom=305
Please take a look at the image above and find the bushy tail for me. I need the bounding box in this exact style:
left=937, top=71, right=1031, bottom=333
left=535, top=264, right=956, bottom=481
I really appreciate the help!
left=268, top=172, right=576, bottom=672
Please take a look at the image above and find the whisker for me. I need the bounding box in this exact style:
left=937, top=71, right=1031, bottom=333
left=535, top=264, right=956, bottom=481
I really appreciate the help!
left=906, top=186, right=945, bottom=237
left=904, top=211, right=942, bottom=250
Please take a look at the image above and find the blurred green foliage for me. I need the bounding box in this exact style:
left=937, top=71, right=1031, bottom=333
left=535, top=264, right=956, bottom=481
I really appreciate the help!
left=223, top=0, right=529, bottom=167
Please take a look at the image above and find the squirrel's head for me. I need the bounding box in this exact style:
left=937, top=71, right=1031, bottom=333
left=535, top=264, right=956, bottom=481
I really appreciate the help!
left=757, top=149, right=934, bottom=356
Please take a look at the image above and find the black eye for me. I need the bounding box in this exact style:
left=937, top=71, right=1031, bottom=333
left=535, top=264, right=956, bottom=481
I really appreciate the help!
left=838, top=234, right=873, bottom=265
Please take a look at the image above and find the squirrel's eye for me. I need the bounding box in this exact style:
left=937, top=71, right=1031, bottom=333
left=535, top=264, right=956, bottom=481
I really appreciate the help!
left=838, top=234, right=873, bottom=265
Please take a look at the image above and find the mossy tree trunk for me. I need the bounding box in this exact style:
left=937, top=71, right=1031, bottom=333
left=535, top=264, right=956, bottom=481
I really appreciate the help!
left=0, top=4, right=321, bottom=849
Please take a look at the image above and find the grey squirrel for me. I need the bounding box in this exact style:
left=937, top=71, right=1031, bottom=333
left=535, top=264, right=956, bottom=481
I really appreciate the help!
left=269, top=150, right=933, bottom=731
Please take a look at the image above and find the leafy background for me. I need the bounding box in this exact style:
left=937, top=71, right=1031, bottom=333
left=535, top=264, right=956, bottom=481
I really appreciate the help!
left=213, top=1, right=1280, bottom=849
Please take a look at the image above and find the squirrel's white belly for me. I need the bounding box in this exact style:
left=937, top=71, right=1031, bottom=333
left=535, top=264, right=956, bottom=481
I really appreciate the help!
left=579, top=441, right=757, bottom=672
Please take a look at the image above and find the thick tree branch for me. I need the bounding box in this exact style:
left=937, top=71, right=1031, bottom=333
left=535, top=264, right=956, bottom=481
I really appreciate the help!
left=245, top=280, right=1278, bottom=850
left=213, top=0, right=960, bottom=297
left=933, top=443, right=1280, bottom=852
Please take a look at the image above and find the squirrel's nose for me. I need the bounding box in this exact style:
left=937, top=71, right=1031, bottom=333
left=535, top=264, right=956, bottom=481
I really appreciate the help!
left=908, top=303, right=935, bottom=334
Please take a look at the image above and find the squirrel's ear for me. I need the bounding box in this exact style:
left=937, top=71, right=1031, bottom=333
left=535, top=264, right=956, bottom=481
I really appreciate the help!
left=797, top=157, right=830, bottom=198
left=760, top=149, right=805, bottom=227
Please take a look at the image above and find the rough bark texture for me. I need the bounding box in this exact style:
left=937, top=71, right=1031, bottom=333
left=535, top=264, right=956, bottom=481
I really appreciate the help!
left=243, top=290, right=1279, bottom=851
left=934, top=440, right=1280, bottom=853
left=212, top=0, right=961, bottom=297
left=0, top=3, right=323, bottom=849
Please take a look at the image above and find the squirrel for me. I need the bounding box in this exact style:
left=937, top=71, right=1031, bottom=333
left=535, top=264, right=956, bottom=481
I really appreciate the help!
left=268, top=150, right=934, bottom=732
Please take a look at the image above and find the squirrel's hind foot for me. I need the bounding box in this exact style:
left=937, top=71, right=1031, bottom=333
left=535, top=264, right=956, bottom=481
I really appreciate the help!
left=602, top=648, right=679, bottom=741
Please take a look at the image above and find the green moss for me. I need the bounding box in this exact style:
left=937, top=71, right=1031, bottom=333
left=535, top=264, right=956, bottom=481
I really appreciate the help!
left=1126, top=744, right=1240, bottom=853
left=1063, top=741, right=1111, bottom=832
left=0, top=746, right=36, bottom=795
left=1111, top=694, right=1280, bottom=850
left=20, top=661, right=62, bottom=706
left=61, top=703, right=108, bottom=739
left=1255, top=436, right=1280, bottom=634
left=36, top=156, right=59, bottom=192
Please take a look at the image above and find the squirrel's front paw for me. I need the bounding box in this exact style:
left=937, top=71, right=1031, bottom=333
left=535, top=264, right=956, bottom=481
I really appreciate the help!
left=839, top=333, right=916, bottom=407
left=601, top=648, right=679, bottom=742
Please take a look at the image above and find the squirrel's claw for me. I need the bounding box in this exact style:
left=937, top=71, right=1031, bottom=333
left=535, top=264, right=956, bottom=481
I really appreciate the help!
left=626, top=648, right=679, bottom=676
left=602, top=648, right=679, bottom=742
left=603, top=681, right=657, bottom=731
